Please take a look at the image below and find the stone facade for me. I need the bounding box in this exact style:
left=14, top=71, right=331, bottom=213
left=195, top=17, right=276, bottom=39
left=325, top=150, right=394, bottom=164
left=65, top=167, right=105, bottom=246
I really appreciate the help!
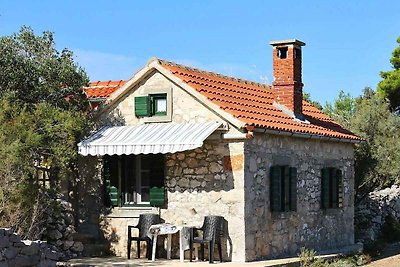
left=161, top=141, right=245, bottom=261
left=243, top=133, right=355, bottom=261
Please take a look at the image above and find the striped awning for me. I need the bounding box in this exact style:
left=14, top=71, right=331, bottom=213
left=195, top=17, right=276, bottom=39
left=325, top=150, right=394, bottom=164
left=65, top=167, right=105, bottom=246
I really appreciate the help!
left=78, top=121, right=222, bottom=156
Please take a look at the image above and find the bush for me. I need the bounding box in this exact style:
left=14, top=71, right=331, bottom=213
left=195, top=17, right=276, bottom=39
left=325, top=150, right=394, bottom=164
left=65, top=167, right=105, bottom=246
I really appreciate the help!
left=299, top=248, right=328, bottom=267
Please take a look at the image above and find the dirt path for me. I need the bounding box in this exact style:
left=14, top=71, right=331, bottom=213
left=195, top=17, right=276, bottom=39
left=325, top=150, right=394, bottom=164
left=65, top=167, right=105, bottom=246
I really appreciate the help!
left=367, top=254, right=400, bottom=267
left=367, top=242, right=400, bottom=267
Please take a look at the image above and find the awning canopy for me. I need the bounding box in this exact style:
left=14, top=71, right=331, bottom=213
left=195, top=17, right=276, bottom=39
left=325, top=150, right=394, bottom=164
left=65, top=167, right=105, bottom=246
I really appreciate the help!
left=78, top=121, right=222, bottom=156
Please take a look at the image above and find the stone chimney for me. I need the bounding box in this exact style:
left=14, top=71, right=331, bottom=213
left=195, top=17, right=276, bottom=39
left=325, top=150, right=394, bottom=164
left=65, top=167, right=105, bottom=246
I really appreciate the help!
left=270, top=39, right=305, bottom=116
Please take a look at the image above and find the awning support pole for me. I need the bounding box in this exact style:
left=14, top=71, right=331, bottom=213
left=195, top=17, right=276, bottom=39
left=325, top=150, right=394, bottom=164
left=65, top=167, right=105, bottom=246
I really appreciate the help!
left=118, top=156, right=122, bottom=207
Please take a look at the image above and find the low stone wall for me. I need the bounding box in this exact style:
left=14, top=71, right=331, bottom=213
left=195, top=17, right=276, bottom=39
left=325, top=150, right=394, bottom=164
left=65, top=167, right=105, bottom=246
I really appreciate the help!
left=355, top=185, right=400, bottom=243
left=0, top=228, right=61, bottom=267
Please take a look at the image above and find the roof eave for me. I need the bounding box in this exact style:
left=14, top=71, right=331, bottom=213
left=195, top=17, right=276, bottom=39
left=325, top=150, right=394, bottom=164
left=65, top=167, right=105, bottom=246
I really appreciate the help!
left=253, top=127, right=363, bottom=144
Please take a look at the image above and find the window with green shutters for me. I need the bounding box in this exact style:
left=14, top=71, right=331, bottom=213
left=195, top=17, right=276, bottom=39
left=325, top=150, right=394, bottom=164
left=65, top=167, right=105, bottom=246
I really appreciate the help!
left=134, top=94, right=167, bottom=117
left=103, top=154, right=165, bottom=207
left=270, top=165, right=297, bottom=212
left=321, top=167, right=343, bottom=209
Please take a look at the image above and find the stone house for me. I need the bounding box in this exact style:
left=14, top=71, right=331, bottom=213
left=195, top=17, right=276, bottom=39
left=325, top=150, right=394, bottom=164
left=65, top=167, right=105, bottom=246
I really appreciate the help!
left=78, top=39, right=362, bottom=262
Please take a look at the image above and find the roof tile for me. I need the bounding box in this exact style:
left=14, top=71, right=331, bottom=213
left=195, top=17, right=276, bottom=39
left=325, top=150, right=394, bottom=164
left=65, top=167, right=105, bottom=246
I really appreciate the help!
left=84, top=80, right=126, bottom=99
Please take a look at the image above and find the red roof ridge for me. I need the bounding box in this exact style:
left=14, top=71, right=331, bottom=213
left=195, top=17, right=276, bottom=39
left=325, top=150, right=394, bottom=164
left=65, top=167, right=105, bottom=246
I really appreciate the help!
left=84, top=80, right=126, bottom=88
left=157, top=58, right=272, bottom=90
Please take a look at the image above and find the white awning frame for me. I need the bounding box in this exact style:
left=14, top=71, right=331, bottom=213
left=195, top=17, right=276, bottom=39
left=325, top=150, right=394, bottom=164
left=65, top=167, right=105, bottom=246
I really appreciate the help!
left=78, top=121, right=222, bottom=156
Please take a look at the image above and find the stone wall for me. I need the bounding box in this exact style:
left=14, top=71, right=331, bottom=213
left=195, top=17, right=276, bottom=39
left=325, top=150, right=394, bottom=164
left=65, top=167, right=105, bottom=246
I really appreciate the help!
left=355, top=185, right=400, bottom=243
left=0, top=228, right=61, bottom=267
left=243, top=133, right=355, bottom=261
left=161, top=141, right=246, bottom=262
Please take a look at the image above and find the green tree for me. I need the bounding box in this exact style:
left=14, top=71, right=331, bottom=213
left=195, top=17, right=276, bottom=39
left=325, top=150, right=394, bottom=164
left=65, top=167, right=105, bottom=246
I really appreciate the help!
left=323, top=90, right=358, bottom=129
left=377, top=37, right=400, bottom=112
left=0, top=27, right=91, bottom=239
left=350, top=91, right=400, bottom=193
left=0, top=26, right=89, bottom=111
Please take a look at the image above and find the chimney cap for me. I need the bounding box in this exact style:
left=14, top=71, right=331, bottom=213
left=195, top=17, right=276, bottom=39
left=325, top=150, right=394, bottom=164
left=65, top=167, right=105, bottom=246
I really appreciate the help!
left=270, top=39, right=306, bottom=47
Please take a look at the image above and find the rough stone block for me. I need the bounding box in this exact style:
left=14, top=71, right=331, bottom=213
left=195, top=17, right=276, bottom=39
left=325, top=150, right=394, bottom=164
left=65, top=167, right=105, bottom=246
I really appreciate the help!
left=70, top=241, right=84, bottom=253
left=15, top=255, right=39, bottom=267
left=43, top=249, right=60, bottom=261
left=4, top=247, right=19, bottom=259
left=0, top=236, right=10, bottom=248
left=38, top=260, right=57, bottom=267
left=20, top=242, right=39, bottom=256
left=10, top=233, right=21, bottom=243
left=47, top=230, right=62, bottom=241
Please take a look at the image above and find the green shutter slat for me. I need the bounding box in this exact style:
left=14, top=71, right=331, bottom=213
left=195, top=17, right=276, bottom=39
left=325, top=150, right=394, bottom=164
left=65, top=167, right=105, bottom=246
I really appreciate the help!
left=270, top=166, right=282, bottom=212
left=289, top=167, right=297, bottom=211
left=135, top=96, right=150, bottom=117
left=337, top=169, right=343, bottom=208
left=321, top=168, right=330, bottom=209
left=284, top=166, right=290, bottom=212
left=108, top=186, right=119, bottom=206
left=150, top=186, right=165, bottom=207
left=330, top=168, right=338, bottom=208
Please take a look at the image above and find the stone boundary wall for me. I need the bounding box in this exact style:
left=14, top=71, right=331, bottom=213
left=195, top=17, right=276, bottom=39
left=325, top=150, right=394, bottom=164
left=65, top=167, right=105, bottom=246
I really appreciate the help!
left=0, top=228, right=61, bottom=267
left=41, top=198, right=83, bottom=258
left=355, top=185, right=400, bottom=243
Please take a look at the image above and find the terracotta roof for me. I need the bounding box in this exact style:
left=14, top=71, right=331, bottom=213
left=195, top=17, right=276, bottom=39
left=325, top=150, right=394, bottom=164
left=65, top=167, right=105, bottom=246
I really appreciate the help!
left=158, top=59, right=362, bottom=141
left=85, top=59, right=361, bottom=141
left=84, top=80, right=126, bottom=99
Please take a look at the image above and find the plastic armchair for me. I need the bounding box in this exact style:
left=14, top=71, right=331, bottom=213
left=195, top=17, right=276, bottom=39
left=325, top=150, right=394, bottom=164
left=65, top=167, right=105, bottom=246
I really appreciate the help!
left=189, top=215, right=224, bottom=263
left=127, top=213, right=160, bottom=260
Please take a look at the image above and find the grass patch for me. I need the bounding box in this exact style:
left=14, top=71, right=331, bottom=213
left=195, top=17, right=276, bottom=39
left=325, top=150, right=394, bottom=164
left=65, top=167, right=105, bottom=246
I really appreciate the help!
left=298, top=248, right=371, bottom=267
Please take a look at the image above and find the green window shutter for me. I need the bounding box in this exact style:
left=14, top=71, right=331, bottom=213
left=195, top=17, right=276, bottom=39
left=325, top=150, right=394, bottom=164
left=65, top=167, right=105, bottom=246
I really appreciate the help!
left=321, top=168, right=330, bottom=209
left=289, top=167, right=297, bottom=211
left=104, top=158, right=118, bottom=207
left=150, top=186, right=165, bottom=207
left=270, top=166, right=282, bottom=212
left=135, top=96, right=150, bottom=117
left=336, top=169, right=343, bottom=208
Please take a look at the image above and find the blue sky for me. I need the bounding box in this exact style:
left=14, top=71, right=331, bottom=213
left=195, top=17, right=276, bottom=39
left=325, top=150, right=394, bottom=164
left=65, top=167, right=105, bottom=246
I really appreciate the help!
left=1, top=0, right=399, bottom=104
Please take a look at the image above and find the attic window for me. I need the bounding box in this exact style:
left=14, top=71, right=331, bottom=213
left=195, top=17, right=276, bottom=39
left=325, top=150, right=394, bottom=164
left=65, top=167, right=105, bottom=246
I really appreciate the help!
left=277, top=47, right=288, bottom=59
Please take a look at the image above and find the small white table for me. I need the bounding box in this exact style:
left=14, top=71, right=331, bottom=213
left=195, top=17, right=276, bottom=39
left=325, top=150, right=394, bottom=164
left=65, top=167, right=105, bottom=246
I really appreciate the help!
left=148, top=223, right=198, bottom=262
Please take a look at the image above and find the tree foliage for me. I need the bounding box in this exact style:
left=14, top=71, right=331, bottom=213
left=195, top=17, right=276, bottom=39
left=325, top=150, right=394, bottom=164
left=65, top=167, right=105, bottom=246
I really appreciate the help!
left=377, top=37, right=400, bottom=112
left=0, top=26, right=89, bottom=111
left=0, top=27, right=91, bottom=238
left=323, top=90, right=358, bottom=129
left=324, top=88, right=400, bottom=194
